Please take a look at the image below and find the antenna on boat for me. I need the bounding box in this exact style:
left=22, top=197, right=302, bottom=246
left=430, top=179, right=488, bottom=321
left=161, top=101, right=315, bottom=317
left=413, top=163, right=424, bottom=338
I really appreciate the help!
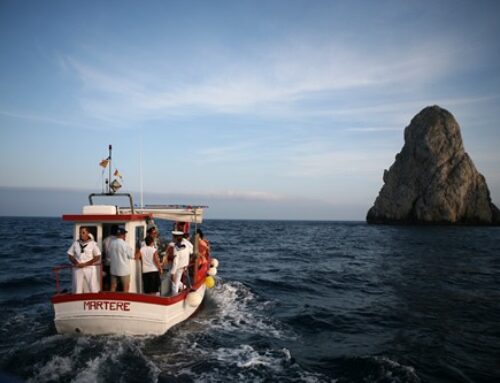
left=140, top=133, right=144, bottom=208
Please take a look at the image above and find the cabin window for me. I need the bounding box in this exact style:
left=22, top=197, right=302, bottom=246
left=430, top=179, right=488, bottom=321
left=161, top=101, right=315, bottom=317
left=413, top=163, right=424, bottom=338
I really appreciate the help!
left=102, top=224, right=113, bottom=238
left=136, top=226, right=145, bottom=250
left=103, top=223, right=124, bottom=238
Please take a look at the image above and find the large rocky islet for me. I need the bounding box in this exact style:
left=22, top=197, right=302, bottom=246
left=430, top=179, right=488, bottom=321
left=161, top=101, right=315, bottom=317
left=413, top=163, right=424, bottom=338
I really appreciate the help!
left=367, top=105, right=500, bottom=225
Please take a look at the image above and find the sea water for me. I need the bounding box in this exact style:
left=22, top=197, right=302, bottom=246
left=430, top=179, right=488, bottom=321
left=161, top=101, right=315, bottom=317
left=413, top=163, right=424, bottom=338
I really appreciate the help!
left=0, top=217, right=499, bottom=382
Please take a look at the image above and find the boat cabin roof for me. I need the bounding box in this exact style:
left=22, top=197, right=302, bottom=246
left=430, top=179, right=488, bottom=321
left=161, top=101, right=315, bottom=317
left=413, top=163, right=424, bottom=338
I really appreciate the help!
left=63, top=213, right=151, bottom=223
left=63, top=193, right=206, bottom=223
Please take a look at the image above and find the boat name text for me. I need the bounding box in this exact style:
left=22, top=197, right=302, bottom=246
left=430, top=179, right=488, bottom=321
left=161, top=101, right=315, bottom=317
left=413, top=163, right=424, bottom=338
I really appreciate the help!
left=83, top=301, right=131, bottom=311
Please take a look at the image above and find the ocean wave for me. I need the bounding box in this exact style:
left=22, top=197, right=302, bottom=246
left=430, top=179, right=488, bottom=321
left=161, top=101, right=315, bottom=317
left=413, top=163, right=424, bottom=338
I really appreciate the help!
left=1, top=218, right=499, bottom=382
left=12, top=336, right=160, bottom=383
left=187, top=344, right=332, bottom=383
left=253, top=277, right=317, bottom=294
left=287, top=313, right=335, bottom=331
left=152, top=342, right=333, bottom=383
left=199, top=280, right=291, bottom=339
left=322, top=355, right=420, bottom=383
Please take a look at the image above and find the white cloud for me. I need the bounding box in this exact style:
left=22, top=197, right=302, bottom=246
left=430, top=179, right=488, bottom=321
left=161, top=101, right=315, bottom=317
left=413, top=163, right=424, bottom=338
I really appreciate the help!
left=0, top=109, right=83, bottom=128
left=147, top=189, right=286, bottom=202
left=61, top=37, right=465, bottom=123
left=207, top=190, right=285, bottom=202
left=284, top=147, right=394, bottom=178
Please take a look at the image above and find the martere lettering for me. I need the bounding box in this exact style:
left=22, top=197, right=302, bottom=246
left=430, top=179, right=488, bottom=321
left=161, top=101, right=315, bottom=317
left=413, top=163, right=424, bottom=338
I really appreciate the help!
left=83, top=301, right=131, bottom=311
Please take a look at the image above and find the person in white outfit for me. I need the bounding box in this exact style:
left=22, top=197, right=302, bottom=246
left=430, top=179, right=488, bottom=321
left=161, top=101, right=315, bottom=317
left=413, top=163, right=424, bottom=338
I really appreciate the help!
left=67, top=226, right=101, bottom=293
left=108, top=227, right=135, bottom=292
left=170, top=230, right=192, bottom=295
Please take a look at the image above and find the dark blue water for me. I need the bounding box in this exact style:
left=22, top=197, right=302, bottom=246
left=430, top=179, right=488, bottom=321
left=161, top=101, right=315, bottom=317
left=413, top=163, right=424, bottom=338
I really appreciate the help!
left=0, top=217, right=499, bottom=382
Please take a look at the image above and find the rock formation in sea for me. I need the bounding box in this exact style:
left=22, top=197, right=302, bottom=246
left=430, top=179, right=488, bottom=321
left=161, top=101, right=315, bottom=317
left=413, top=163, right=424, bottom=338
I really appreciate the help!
left=367, top=105, right=500, bottom=225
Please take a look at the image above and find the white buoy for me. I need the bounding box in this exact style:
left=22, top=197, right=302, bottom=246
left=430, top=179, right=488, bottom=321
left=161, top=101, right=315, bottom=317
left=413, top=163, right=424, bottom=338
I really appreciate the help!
left=210, top=258, right=219, bottom=268
left=186, top=292, right=202, bottom=307
left=208, top=267, right=217, bottom=276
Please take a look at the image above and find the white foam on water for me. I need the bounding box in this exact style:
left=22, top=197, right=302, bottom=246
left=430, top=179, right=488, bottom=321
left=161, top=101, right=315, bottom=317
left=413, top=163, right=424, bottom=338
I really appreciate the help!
left=214, top=344, right=291, bottom=368
left=190, top=345, right=293, bottom=382
left=143, top=280, right=329, bottom=382
left=27, top=336, right=160, bottom=383
left=71, top=354, right=106, bottom=383
left=152, top=341, right=332, bottom=383
left=199, top=280, right=291, bottom=339
left=24, top=280, right=312, bottom=382
left=28, top=355, right=73, bottom=383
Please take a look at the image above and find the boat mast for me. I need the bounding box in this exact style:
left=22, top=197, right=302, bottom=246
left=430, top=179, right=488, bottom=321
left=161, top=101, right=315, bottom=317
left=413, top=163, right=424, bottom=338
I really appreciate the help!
left=108, top=144, right=112, bottom=194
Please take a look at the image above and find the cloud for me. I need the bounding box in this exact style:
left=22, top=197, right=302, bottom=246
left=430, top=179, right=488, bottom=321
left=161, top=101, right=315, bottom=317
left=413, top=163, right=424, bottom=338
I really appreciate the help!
left=0, top=109, right=82, bottom=128
left=60, top=36, right=464, bottom=124
left=283, top=147, right=394, bottom=179
left=203, top=190, right=285, bottom=202
left=138, top=189, right=288, bottom=203
left=343, top=126, right=403, bottom=133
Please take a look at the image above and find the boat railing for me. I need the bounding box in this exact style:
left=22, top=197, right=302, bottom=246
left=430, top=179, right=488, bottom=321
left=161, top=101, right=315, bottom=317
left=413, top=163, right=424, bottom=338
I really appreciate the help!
left=52, top=262, right=104, bottom=294
left=52, top=264, right=72, bottom=294
left=53, top=255, right=210, bottom=295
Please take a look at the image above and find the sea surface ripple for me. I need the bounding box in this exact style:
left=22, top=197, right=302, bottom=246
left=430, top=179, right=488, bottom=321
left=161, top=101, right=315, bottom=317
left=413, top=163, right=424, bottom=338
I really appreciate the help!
left=0, top=217, right=499, bottom=382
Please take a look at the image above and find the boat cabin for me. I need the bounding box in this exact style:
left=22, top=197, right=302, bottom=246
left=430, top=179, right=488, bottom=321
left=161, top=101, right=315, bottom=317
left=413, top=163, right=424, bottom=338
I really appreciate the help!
left=56, top=192, right=206, bottom=295
left=63, top=204, right=150, bottom=293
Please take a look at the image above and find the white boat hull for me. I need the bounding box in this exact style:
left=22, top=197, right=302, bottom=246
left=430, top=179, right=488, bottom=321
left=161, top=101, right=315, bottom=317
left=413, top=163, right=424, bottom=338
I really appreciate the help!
left=52, top=283, right=206, bottom=336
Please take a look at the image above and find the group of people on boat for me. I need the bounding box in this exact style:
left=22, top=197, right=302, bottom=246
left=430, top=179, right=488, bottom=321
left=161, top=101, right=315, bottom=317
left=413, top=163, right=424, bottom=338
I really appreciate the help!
left=66, top=222, right=210, bottom=296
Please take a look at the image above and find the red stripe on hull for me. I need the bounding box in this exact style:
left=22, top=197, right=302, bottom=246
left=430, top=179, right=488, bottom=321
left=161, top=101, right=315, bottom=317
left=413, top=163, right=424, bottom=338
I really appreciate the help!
left=51, top=279, right=205, bottom=306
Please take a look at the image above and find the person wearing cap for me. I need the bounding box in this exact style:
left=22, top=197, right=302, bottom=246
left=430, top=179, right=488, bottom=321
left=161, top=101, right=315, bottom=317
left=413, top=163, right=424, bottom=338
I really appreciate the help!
left=67, top=226, right=101, bottom=293
left=175, top=221, right=189, bottom=234
left=170, top=230, right=192, bottom=295
left=174, top=222, right=193, bottom=252
left=108, top=227, right=136, bottom=292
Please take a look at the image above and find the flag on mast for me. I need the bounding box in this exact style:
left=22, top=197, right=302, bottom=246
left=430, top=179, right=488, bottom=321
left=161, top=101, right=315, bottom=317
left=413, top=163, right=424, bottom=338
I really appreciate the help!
left=114, top=169, right=123, bottom=179
left=99, top=159, right=109, bottom=168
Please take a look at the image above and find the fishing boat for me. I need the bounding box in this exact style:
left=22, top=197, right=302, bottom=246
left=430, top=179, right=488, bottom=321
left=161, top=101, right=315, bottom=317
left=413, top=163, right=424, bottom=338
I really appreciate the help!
left=51, top=146, right=218, bottom=335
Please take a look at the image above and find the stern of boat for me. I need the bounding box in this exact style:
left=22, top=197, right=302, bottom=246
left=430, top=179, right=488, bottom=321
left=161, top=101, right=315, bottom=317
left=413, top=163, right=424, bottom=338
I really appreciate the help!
left=52, top=283, right=206, bottom=336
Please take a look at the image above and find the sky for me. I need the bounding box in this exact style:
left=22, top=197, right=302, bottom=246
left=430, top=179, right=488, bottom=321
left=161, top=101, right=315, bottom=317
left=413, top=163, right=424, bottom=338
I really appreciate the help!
left=1, top=0, right=499, bottom=219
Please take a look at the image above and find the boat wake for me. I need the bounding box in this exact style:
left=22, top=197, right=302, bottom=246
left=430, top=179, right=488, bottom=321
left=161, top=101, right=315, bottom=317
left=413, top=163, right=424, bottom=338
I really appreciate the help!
left=198, top=279, right=291, bottom=338
left=144, top=280, right=331, bottom=382
left=1, top=280, right=419, bottom=382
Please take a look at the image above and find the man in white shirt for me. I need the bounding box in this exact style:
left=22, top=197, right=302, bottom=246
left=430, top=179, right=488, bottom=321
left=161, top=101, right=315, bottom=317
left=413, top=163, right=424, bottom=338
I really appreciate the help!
left=108, top=227, right=135, bottom=292
left=67, top=226, right=101, bottom=293
left=170, top=230, right=192, bottom=295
